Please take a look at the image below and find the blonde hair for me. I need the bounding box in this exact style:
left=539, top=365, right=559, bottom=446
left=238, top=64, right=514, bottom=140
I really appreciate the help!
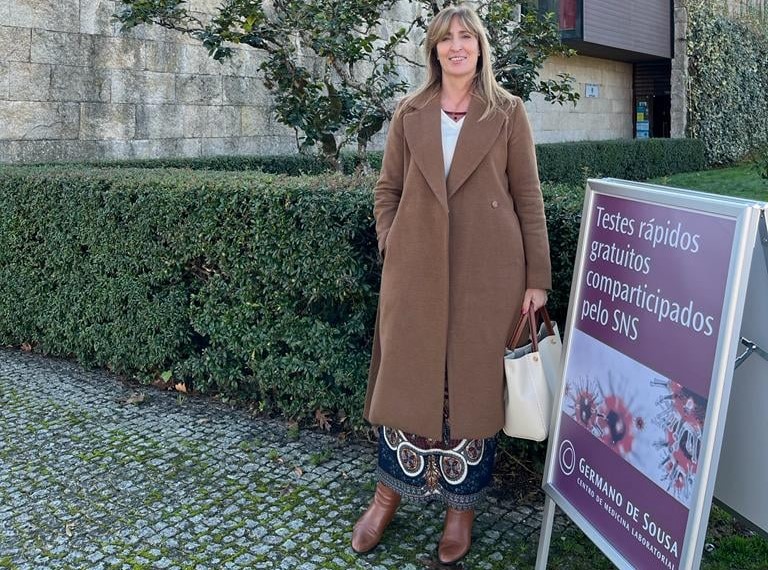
left=399, top=3, right=515, bottom=120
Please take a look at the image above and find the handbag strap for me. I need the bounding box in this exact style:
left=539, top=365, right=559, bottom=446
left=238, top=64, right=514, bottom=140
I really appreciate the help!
left=539, top=306, right=556, bottom=336
left=505, top=303, right=539, bottom=351
left=505, top=304, right=556, bottom=350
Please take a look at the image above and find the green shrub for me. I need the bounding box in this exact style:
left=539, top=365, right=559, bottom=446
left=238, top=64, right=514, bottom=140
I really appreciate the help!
left=51, top=152, right=383, bottom=177
left=536, top=138, right=706, bottom=185
left=49, top=138, right=702, bottom=186
left=0, top=166, right=581, bottom=429
left=688, top=2, right=768, bottom=164
left=755, top=147, right=768, bottom=180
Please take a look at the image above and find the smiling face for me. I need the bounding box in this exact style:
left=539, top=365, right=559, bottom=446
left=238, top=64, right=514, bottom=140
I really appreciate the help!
left=435, top=16, right=479, bottom=82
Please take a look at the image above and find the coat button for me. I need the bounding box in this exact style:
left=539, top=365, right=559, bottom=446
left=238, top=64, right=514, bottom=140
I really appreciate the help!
left=491, top=200, right=499, bottom=208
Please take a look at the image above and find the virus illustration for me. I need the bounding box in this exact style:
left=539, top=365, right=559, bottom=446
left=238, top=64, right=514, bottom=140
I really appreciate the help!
left=597, top=393, right=637, bottom=456
left=566, top=372, right=645, bottom=459
left=651, top=378, right=706, bottom=502
left=564, top=375, right=602, bottom=437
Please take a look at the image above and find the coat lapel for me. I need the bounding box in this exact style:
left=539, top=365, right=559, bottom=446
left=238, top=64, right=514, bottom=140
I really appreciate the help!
left=446, top=94, right=505, bottom=199
left=402, top=95, right=449, bottom=213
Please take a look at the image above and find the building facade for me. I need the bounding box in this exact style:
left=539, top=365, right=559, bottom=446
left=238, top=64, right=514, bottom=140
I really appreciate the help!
left=1, top=1, right=684, bottom=164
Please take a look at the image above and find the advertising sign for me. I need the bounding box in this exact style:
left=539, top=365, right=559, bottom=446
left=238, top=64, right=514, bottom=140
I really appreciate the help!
left=540, top=180, right=762, bottom=569
left=636, top=101, right=650, bottom=139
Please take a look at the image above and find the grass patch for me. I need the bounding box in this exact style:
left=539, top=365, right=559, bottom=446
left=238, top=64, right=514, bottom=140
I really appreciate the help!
left=649, top=163, right=768, bottom=201
left=541, top=506, right=767, bottom=569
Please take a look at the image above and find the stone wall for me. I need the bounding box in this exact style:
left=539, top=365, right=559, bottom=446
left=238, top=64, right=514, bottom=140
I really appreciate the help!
left=0, top=1, right=634, bottom=165
left=670, top=0, right=688, bottom=138
left=527, top=54, right=633, bottom=144
left=0, top=0, right=297, bottom=164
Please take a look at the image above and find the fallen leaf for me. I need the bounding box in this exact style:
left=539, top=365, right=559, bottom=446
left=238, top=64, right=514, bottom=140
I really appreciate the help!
left=315, top=409, right=332, bottom=431
left=293, top=466, right=303, bottom=477
left=21, top=343, right=32, bottom=352
left=174, top=382, right=187, bottom=393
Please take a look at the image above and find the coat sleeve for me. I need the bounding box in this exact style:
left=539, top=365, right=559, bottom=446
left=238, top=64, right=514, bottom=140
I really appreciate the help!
left=506, top=97, right=552, bottom=290
left=373, top=102, right=406, bottom=258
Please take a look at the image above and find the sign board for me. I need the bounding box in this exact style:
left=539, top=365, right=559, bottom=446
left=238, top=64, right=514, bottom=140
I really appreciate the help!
left=636, top=101, right=650, bottom=139
left=714, top=206, right=768, bottom=535
left=536, top=179, right=763, bottom=569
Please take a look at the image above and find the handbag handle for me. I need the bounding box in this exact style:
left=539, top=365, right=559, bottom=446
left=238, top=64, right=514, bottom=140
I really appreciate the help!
left=505, top=304, right=555, bottom=350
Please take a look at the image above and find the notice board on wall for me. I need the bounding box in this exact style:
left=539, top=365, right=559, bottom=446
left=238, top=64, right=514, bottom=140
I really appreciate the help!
left=536, top=179, right=764, bottom=570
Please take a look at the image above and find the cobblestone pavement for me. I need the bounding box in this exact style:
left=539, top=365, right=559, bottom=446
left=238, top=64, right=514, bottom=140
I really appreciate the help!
left=0, top=349, right=566, bottom=570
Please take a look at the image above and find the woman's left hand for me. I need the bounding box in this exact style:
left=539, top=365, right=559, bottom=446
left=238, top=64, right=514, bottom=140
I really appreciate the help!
left=522, top=288, right=548, bottom=313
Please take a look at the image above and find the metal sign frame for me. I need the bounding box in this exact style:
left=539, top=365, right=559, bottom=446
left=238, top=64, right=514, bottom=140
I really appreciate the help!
left=536, top=179, right=763, bottom=569
left=713, top=206, right=768, bottom=537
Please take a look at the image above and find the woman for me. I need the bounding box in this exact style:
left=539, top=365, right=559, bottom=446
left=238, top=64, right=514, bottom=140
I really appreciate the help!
left=352, top=3, right=551, bottom=565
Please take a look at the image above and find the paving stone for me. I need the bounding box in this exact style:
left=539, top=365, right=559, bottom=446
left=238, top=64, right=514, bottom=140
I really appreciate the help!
left=0, top=348, right=559, bottom=569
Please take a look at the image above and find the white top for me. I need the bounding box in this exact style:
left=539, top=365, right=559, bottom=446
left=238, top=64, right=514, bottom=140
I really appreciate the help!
left=441, top=109, right=465, bottom=178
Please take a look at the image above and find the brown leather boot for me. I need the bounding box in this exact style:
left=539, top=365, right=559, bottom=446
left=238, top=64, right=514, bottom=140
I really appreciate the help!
left=351, top=482, right=402, bottom=554
left=437, top=508, right=474, bottom=565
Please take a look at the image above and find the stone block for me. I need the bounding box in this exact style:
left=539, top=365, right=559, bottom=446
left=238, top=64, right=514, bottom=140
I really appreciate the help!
left=9, top=62, right=51, bottom=101
left=219, top=48, right=262, bottom=78
left=92, top=36, right=145, bottom=70
left=31, top=29, right=93, bottom=66
left=144, top=41, right=180, bottom=73
left=540, top=109, right=567, bottom=131
left=201, top=136, right=249, bottom=156
left=178, top=44, right=221, bottom=75
left=0, top=138, right=106, bottom=163
left=201, top=136, right=296, bottom=156
left=8, top=0, right=80, bottom=33
left=80, top=0, right=121, bottom=35
left=122, top=21, right=188, bottom=45
left=186, top=0, right=220, bottom=13
left=147, top=137, right=202, bottom=158
left=241, top=106, right=277, bottom=137
left=201, top=105, right=241, bottom=138
left=222, top=76, right=268, bottom=106
left=111, top=70, right=175, bottom=104
left=0, top=26, right=31, bottom=62
left=135, top=104, right=185, bottom=139
left=106, top=137, right=200, bottom=160
left=176, top=74, right=222, bottom=104
left=611, top=99, right=630, bottom=114
left=51, top=65, right=110, bottom=102
left=0, top=62, right=8, bottom=100
left=0, top=101, right=79, bottom=140
left=79, top=103, right=136, bottom=140
left=181, top=105, right=206, bottom=138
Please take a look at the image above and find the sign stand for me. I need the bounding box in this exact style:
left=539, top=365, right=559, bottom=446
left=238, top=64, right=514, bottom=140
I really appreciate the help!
left=535, top=179, right=765, bottom=569
left=713, top=206, right=768, bottom=537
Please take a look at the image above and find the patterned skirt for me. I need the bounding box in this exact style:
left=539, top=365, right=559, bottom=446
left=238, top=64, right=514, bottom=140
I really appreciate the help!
left=376, top=396, right=497, bottom=510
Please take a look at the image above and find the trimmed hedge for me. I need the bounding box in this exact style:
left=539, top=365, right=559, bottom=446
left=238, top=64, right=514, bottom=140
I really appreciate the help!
left=535, top=138, right=706, bottom=185
left=0, top=166, right=580, bottom=429
left=54, top=137, right=704, bottom=185
left=53, top=153, right=382, bottom=177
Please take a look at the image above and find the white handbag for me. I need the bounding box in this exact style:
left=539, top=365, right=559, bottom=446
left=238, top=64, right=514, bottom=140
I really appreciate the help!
left=503, top=306, right=562, bottom=441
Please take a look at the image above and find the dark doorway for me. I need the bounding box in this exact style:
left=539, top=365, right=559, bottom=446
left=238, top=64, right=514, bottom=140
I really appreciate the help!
left=633, top=61, right=671, bottom=138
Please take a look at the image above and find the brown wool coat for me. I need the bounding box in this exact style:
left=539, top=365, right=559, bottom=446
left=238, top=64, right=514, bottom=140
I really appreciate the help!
left=364, top=91, right=552, bottom=440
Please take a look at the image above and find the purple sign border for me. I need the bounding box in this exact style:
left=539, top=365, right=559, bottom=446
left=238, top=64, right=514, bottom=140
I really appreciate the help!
left=542, top=180, right=759, bottom=570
